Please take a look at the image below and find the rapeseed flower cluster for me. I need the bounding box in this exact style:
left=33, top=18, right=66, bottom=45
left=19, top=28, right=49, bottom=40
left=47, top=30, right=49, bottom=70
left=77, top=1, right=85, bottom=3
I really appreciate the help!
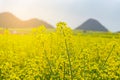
left=0, top=22, right=120, bottom=80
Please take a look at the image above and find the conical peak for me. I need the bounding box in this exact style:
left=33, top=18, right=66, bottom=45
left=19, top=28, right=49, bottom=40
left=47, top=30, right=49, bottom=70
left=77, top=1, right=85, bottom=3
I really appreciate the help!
left=76, top=18, right=108, bottom=32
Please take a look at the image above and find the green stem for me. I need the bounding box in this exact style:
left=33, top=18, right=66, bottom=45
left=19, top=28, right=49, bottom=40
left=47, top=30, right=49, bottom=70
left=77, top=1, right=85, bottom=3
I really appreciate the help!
left=62, top=30, right=73, bottom=80
left=43, top=43, right=53, bottom=77
left=83, top=54, right=86, bottom=80
left=102, top=45, right=115, bottom=68
left=63, top=62, right=66, bottom=80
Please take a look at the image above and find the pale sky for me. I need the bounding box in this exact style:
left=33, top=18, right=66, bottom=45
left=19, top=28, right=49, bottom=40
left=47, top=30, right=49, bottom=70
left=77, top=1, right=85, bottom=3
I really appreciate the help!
left=0, top=0, right=120, bottom=32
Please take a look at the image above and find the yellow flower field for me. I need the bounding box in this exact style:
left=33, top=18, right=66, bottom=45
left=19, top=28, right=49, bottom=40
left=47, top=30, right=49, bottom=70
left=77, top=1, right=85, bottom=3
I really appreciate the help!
left=0, top=22, right=120, bottom=80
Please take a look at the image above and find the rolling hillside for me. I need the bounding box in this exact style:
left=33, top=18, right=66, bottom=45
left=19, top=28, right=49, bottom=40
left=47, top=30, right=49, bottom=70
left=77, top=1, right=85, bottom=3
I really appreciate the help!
left=0, top=12, right=53, bottom=28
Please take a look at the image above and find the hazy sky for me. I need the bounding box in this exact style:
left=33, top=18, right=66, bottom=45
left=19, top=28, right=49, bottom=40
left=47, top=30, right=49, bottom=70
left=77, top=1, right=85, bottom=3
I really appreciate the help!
left=0, top=0, right=120, bottom=32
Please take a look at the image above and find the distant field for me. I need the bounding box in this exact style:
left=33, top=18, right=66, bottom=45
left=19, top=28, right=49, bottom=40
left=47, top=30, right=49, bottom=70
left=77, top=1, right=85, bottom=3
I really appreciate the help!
left=0, top=27, right=55, bottom=34
left=0, top=23, right=120, bottom=80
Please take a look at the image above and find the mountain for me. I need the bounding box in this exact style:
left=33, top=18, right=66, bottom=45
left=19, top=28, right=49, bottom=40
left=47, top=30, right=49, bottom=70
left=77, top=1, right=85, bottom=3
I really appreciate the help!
left=116, top=31, right=120, bottom=33
left=76, top=18, right=108, bottom=32
left=0, top=12, right=53, bottom=28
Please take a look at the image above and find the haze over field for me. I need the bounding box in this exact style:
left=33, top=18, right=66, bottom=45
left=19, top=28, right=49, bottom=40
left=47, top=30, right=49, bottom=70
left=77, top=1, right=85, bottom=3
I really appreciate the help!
left=0, top=0, right=120, bottom=32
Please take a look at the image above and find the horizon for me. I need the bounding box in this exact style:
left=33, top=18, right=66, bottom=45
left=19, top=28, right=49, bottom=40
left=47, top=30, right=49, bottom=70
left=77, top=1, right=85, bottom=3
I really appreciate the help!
left=0, top=0, right=120, bottom=32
